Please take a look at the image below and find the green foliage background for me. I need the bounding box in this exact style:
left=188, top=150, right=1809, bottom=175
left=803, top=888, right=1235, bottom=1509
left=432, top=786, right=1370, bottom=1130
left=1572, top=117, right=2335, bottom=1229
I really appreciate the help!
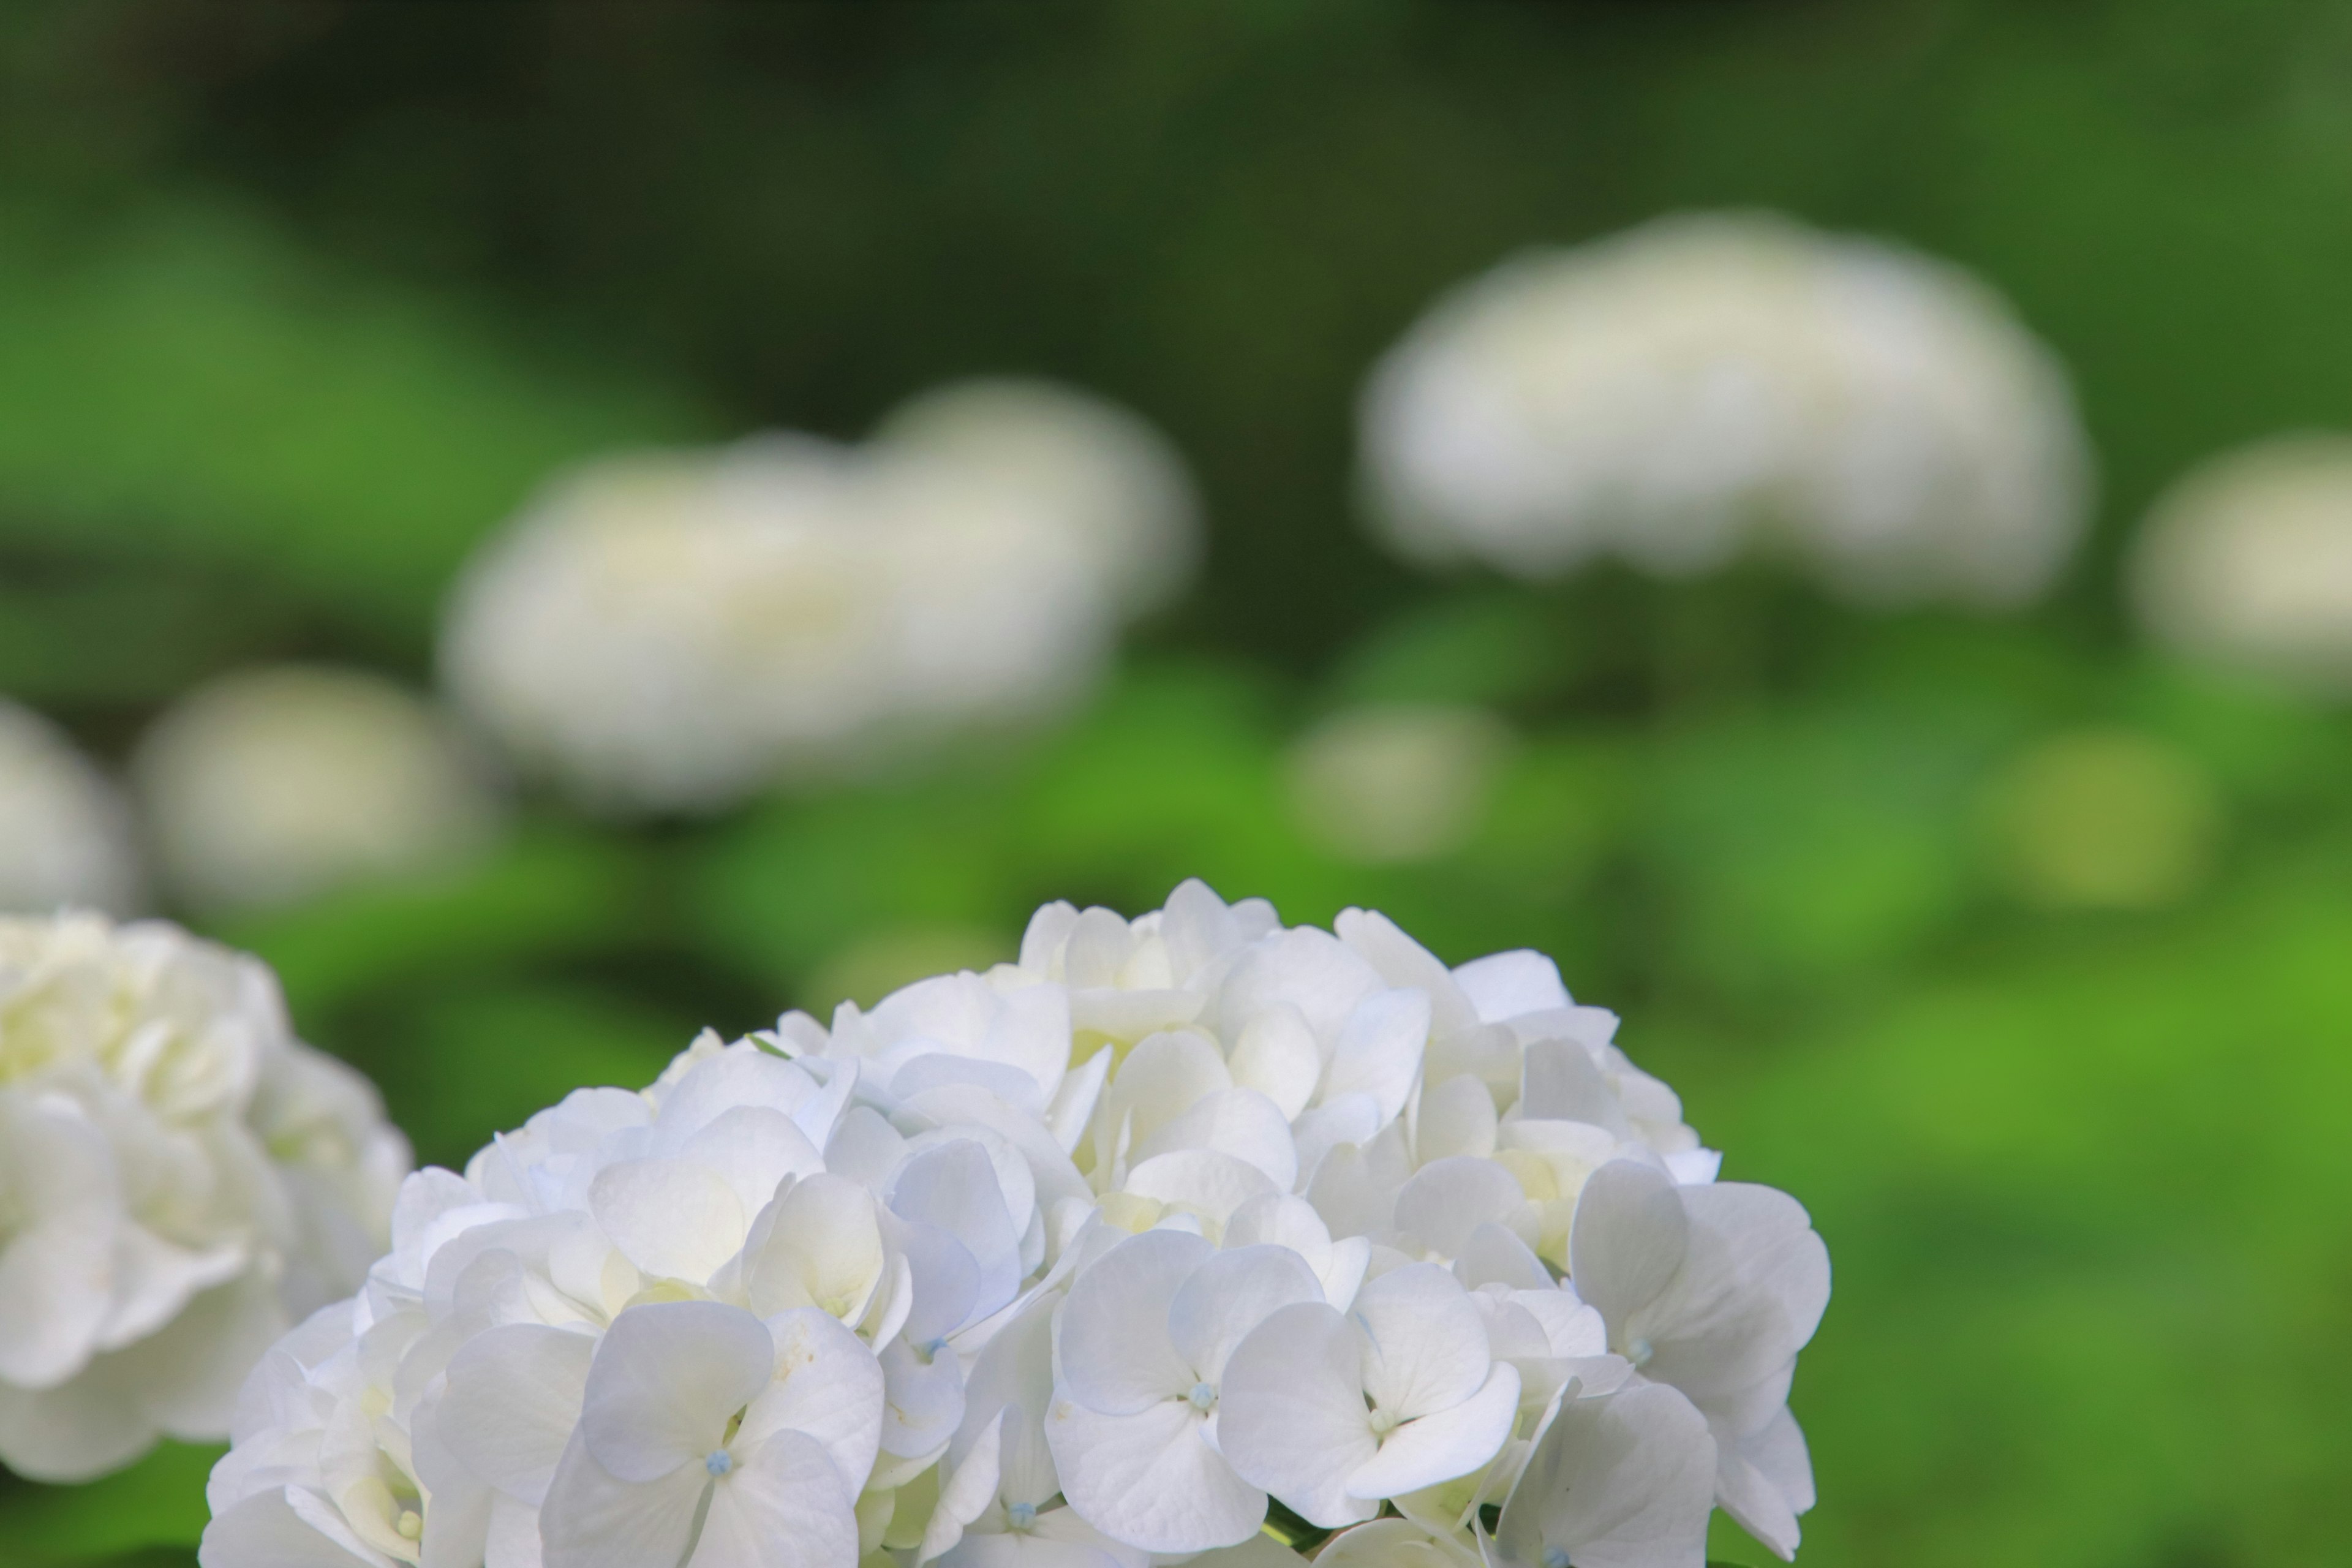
left=5, top=3, right=2351, bottom=1565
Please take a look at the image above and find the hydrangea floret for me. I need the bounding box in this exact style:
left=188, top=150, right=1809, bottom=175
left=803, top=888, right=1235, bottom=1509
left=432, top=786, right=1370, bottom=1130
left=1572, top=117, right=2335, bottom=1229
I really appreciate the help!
left=0, top=914, right=409, bottom=1480
left=200, top=883, right=1828, bottom=1568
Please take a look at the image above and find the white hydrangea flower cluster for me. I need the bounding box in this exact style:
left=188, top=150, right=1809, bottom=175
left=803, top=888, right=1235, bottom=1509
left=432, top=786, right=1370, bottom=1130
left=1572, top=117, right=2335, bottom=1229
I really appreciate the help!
left=1360, top=211, right=2092, bottom=608
left=0, top=914, right=409, bottom=1482
left=0, top=698, right=143, bottom=916
left=202, top=883, right=1828, bottom=1568
left=133, top=666, right=506, bottom=913
left=2128, top=433, right=2352, bottom=697
left=443, top=380, right=1199, bottom=816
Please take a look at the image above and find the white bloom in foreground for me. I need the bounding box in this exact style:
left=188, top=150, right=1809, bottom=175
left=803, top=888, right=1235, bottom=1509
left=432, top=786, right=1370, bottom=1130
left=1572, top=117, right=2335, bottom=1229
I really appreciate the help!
left=1570, top=1162, right=1829, bottom=1558
left=0, top=914, right=407, bottom=1481
left=540, top=1301, right=880, bottom=1568
left=876, top=377, right=1202, bottom=617
left=0, top=699, right=141, bottom=914
left=445, top=388, right=1193, bottom=815
left=203, top=883, right=1828, bottom=1568
left=1045, top=1230, right=1323, bottom=1551
left=133, top=666, right=503, bottom=913
left=1491, top=1381, right=1717, bottom=1568
left=1362, top=211, right=2090, bottom=607
left=1219, top=1265, right=1521, bottom=1528
left=2129, top=434, right=2352, bottom=696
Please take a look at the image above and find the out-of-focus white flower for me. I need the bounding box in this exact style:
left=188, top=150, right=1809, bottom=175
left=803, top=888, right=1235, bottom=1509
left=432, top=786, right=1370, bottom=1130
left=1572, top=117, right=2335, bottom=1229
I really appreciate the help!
left=0, top=699, right=141, bottom=915
left=203, top=883, right=1828, bottom=1567
left=443, top=439, right=908, bottom=815
left=0, top=913, right=407, bottom=1482
left=2129, top=434, right=2352, bottom=695
left=877, top=377, right=1202, bottom=618
left=1362, top=211, right=2091, bottom=608
left=132, top=666, right=503, bottom=913
left=1284, top=704, right=1513, bottom=864
left=1977, top=729, right=2224, bottom=912
left=447, top=388, right=1197, bottom=817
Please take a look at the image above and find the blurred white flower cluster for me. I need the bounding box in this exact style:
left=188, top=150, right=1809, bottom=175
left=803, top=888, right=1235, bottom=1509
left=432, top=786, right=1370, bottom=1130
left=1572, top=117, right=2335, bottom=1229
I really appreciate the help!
left=1284, top=704, right=1514, bottom=865
left=0, top=699, right=142, bottom=915
left=1361, top=211, right=2092, bottom=607
left=443, top=380, right=1201, bottom=815
left=134, top=666, right=505, bottom=913
left=2128, top=434, right=2352, bottom=696
left=0, top=913, right=409, bottom=1481
left=203, top=883, right=1828, bottom=1568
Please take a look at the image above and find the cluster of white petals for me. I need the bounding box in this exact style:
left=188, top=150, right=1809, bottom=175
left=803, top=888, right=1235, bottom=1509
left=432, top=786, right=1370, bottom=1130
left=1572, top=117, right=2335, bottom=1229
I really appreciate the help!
left=2128, top=433, right=2352, bottom=696
left=875, top=378, right=1202, bottom=620
left=0, top=699, right=142, bottom=916
left=443, top=381, right=1199, bottom=815
left=134, top=666, right=505, bottom=913
left=203, top=883, right=1826, bottom=1568
left=1360, top=211, right=2091, bottom=608
left=0, top=914, right=409, bottom=1480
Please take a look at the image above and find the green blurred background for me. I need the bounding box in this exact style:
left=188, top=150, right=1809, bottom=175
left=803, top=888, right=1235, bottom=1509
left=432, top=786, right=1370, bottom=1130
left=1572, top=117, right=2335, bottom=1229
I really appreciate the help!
left=6, top=3, right=2351, bottom=1565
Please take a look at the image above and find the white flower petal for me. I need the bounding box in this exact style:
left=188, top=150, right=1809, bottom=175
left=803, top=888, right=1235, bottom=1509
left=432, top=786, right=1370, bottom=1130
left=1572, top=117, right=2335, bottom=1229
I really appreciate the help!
left=875, top=1333, right=967, bottom=1460
left=690, top=1430, right=859, bottom=1568
left=1047, top=1048, right=1113, bottom=1155
left=1134, top=1088, right=1298, bottom=1191
left=746, top=1308, right=886, bottom=1488
left=200, top=1488, right=394, bottom=1568
left=1638, top=1184, right=1829, bottom=1399
left=1395, top=1158, right=1532, bottom=1262
left=1216, top=1302, right=1380, bottom=1530
left=1454, top=1226, right=1551, bottom=1294
left=539, top=1433, right=709, bottom=1568
left=1714, top=1406, right=1812, bottom=1561
left=1332, top=910, right=1478, bottom=1040
left=654, top=1047, right=818, bottom=1143
left=1103, top=1032, right=1233, bottom=1154
left=744, top=1174, right=886, bottom=1324
left=891, top=1140, right=1024, bottom=1317
left=1346, top=1362, right=1518, bottom=1501
left=1044, top=1394, right=1264, bottom=1553
left=1055, top=1228, right=1206, bottom=1414
left=1121, top=1151, right=1276, bottom=1230
left=1415, top=1074, right=1499, bottom=1164
left=679, top=1107, right=826, bottom=1219
left=1322, top=989, right=1431, bottom=1127
left=0, top=1208, right=116, bottom=1388
left=921, top=1411, right=1005, bottom=1565
left=1566, top=1161, right=1689, bottom=1332
left=1227, top=1005, right=1321, bottom=1121
left=1518, top=1042, right=1631, bottom=1138
left=587, top=1158, right=747, bottom=1285
left=1167, top=1244, right=1322, bottom=1385
left=1216, top=929, right=1384, bottom=1047
left=1495, top=1382, right=1715, bottom=1568
left=1354, top=1264, right=1491, bottom=1421
left=578, top=1301, right=773, bottom=1484
left=1450, top=951, right=1570, bottom=1023
left=436, top=1323, right=596, bottom=1505
left=883, top=1215, right=982, bottom=1348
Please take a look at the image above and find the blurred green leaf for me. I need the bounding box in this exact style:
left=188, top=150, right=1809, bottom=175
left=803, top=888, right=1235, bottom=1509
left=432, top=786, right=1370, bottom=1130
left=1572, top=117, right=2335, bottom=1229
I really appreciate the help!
left=0, top=200, right=709, bottom=657
left=209, top=823, right=655, bottom=1016
left=2, top=1441, right=219, bottom=1563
